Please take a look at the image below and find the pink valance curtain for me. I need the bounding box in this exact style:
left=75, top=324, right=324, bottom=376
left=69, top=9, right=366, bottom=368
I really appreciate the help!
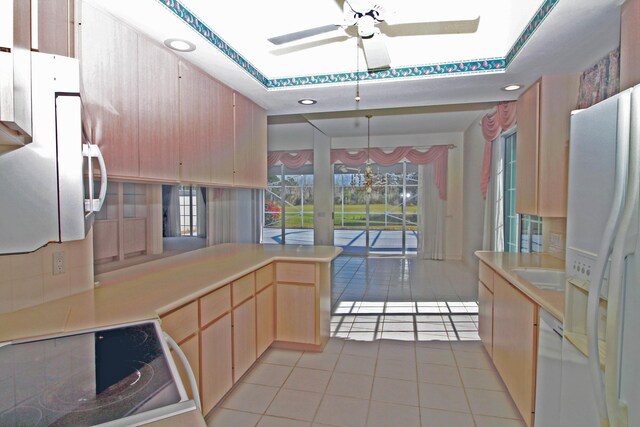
left=267, top=150, right=314, bottom=169
left=268, top=145, right=449, bottom=200
left=480, top=101, right=517, bottom=198
left=332, top=145, right=449, bottom=200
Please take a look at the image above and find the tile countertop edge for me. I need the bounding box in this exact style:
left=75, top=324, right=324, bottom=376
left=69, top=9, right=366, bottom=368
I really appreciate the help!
left=0, top=244, right=343, bottom=342
left=474, top=251, right=565, bottom=322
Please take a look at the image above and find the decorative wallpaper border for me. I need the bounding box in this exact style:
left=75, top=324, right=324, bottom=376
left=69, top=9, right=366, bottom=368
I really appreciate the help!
left=157, top=0, right=558, bottom=89
left=505, top=0, right=560, bottom=66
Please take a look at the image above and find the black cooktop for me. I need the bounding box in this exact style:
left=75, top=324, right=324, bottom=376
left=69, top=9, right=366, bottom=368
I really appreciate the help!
left=0, top=322, right=183, bottom=426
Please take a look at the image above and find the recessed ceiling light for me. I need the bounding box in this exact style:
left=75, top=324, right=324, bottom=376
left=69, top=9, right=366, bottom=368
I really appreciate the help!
left=164, top=38, right=196, bottom=52
left=502, top=84, right=523, bottom=91
left=298, top=99, right=317, bottom=105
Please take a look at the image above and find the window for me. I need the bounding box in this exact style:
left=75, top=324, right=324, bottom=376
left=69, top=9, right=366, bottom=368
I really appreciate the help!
left=179, top=185, right=198, bottom=236
left=503, top=133, right=518, bottom=252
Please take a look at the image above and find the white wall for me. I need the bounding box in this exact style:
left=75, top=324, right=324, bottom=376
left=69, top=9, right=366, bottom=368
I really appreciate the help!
left=461, top=112, right=491, bottom=274
left=313, top=130, right=334, bottom=246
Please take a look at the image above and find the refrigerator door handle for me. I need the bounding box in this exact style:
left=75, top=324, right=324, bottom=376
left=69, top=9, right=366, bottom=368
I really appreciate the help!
left=605, top=88, right=640, bottom=427
left=586, top=92, right=632, bottom=424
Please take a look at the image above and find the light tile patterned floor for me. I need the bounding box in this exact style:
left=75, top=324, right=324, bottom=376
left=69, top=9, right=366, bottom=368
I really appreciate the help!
left=206, top=256, right=526, bottom=427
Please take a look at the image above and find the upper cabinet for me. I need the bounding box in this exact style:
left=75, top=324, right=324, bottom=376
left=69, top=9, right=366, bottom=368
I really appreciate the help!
left=35, top=0, right=72, bottom=56
left=621, top=0, right=640, bottom=90
left=233, top=93, right=267, bottom=188
left=516, top=74, right=579, bottom=217
left=138, top=36, right=180, bottom=182
left=80, top=3, right=140, bottom=178
left=79, top=4, right=266, bottom=187
left=178, top=61, right=234, bottom=186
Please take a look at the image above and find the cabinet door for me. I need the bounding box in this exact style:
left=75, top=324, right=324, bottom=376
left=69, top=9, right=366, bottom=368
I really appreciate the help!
left=478, top=281, right=493, bottom=357
left=138, top=36, right=180, bottom=181
left=232, top=297, right=256, bottom=382
left=538, top=75, right=578, bottom=217
left=276, top=283, right=316, bottom=344
left=256, top=285, right=275, bottom=357
left=170, top=334, right=200, bottom=400
left=79, top=3, right=139, bottom=178
left=621, top=0, right=640, bottom=90
left=178, top=61, right=214, bottom=184
left=211, top=80, right=235, bottom=186
left=233, top=93, right=267, bottom=188
left=201, top=313, right=232, bottom=414
left=493, top=274, right=538, bottom=427
left=36, top=0, right=70, bottom=56
left=515, top=81, right=540, bottom=215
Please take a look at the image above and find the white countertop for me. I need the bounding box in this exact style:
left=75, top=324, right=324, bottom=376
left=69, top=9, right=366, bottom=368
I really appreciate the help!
left=475, top=251, right=565, bottom=321
left=0, top=244, right=342, bottom=342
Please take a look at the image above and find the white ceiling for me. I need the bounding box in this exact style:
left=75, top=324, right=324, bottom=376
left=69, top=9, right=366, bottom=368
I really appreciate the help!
left=86, top=0, right=622, bottom=137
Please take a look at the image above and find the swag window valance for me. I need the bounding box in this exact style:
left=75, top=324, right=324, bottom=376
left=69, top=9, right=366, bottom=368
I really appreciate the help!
left=267, top=145, right=449, bottom=200
left=479, top=101, right=517, bottom=198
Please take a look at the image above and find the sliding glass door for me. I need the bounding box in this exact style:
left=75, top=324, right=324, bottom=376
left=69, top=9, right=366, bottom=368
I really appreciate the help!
left=333, top=162, right=417, bottom=255
left=263, top=164, right=314, bottom=245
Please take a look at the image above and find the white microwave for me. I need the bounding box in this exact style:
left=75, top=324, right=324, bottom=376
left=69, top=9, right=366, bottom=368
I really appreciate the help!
left=0, top=53, right=107, bottom=255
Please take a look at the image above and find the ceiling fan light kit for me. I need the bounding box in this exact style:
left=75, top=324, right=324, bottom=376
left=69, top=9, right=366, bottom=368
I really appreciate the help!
left=267, top=0, right=480, bottom=72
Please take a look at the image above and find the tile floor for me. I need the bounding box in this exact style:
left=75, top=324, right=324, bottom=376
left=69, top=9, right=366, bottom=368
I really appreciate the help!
left=206, top=256, right=526, bottom=427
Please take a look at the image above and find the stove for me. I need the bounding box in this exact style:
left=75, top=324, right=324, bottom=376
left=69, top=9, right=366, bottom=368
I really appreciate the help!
left=0, top=321, right=194, bottom=426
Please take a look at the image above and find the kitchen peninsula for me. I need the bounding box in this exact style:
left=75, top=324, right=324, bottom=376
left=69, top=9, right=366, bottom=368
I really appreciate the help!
left=0, top=243, right=341, bottom=417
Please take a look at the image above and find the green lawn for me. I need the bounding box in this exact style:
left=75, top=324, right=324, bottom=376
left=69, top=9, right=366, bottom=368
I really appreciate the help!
left=265, top=204, right=418, bottom=230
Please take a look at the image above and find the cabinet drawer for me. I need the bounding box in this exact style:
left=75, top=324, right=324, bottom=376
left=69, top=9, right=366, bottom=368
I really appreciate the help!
left=256, top=263, right=274, bottom=292
left=276, top=262, right=315, bottom=284
left=232, top=272, right=255, bottom=307
left=161, top=301, right=198, bottom=343
left=479, top=261, right=494, bottom=292
left=200, top=285, right=231, bottom=326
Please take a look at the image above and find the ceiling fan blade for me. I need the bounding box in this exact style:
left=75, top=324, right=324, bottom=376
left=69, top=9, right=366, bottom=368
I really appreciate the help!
left=271, top=35, right=351, bottom=56
left=268, top=24, right=343, bottom=45
left=381, top=17, right=480, bottom=37
left=361, top=33, right=391, bottom=70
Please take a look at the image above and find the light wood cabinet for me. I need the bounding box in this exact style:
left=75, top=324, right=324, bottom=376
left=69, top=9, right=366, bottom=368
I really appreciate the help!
left=200, top=313, right=232, bottom=414
left=79, top=3, right=140, bottom=178
left=36, top=0, right=72, bottom=56
left=233, top=92, right=267, bottom=188
left=211, top=79, right=235, bottom=186
left=161, top=301, right=198, bottom=343
left=276, top=283, right=316, bottom=344
left=621, top=0, right=640, bottom=90
left=516, top=75, right=579, bottom=217
left=232, top=297, right=256, bottom=382
left=493, top=273, right=538, bottom=427
left=178, top=61, right=215, bottom=184
left=156, top=260, right=329, bottom=415
left=478, top=280, right=493, bottom=357
left=256, top=284, right=275, bottom=356
left=138, top=36, right=180, bottom=182
left=171, top=334, right=200, bottom=400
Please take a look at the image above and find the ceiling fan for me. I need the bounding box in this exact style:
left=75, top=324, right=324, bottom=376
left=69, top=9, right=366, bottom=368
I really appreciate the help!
left=267, top=0, right=480, bottom=71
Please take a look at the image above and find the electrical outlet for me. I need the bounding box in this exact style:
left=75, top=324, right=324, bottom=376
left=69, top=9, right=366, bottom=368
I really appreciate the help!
left=53, top=251, right=66, bottom=275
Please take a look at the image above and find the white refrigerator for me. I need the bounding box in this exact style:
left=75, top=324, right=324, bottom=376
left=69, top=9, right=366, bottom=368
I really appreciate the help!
left=561, top=84, right=640, bottom=427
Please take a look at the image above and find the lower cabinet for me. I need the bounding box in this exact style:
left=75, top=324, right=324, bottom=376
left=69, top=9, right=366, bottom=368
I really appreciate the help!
left=479, top=262, right=538, bottom=427
left=276, top=283, right=316, bottom=344
left=478, top=281, right=494, bottom=357
left=160, top=261, right=328, bottom=415
left=256, top=284, right=275, bottom=357
left=200, top=313, right=232, bottom=414
left=232, top=297, right=257, bottom=382
left=171, top=334, right=200, bottom=400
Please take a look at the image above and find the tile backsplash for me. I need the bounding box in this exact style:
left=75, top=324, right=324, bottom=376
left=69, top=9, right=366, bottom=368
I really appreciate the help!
left=0, top=230, right=94, bottom=314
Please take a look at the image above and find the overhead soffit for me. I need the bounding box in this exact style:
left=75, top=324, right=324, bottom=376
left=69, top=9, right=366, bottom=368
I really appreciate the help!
left=155, top=0, right=556, bottom=89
